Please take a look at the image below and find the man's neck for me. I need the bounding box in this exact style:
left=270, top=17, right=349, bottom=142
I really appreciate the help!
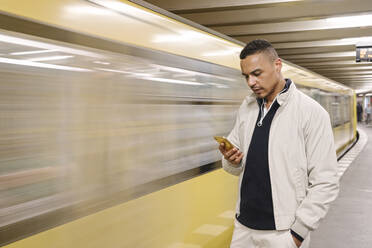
left=265, top=79, right=286, bottom=108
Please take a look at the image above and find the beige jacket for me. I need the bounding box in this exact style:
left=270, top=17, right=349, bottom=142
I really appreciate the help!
left=223, top=82, right=339, bottom=240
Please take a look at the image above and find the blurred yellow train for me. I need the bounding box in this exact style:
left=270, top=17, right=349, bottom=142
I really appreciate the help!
left=0, top=0, right=356, bottom=247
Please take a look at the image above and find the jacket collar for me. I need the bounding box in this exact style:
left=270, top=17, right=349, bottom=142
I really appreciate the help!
left=245, top=78, right=295, bottom=107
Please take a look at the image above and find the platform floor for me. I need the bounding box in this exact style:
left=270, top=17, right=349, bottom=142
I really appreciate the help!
left=311, top=124, right=372, bottom=248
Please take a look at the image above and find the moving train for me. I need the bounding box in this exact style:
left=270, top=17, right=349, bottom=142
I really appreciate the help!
left=0, top=0, right=356, bottom=247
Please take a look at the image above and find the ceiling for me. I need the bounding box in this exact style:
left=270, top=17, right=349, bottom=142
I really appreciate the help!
left=141, top=0, right=372, bottom=93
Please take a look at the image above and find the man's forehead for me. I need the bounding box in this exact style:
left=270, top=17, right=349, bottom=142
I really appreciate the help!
left=241, top=53, right=270, bottom=71
left=241, top=60, right=262, bottom=73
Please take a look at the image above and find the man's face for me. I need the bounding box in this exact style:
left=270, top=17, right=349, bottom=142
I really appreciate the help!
left=240, top=52, right=282, bottom=99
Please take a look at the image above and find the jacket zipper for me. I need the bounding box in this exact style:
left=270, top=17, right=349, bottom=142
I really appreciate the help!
left=257, top=100, right=265, bottom=127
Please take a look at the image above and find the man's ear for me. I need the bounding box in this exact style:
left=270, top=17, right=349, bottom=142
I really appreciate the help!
left=274, top=58, right=282, bottom=73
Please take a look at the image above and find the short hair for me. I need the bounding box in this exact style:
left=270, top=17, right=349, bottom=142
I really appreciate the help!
left=240, top=39, right=278, bottom=61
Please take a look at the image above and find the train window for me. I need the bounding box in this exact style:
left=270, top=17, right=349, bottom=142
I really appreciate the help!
left=343, top=95, right=351, bottom=124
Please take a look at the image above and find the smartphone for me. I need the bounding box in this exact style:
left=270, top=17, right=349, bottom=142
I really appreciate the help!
left=214, top=136, right=234, bottom=151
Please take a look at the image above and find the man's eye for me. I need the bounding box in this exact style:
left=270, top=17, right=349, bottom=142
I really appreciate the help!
left=253, top=73, right=261, bottom=77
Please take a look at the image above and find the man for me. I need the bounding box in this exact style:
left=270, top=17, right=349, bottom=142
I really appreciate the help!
left=365, top=103, right=371, bottom=125
left=357, top=102, right=363, bottom=122
left=219, top=39, right=339, bottom=248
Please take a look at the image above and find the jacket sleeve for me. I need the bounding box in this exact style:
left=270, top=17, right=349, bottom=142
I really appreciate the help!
left=222, top=105, right=244, bottom=176
left=291, top=107, right=340, bottom=240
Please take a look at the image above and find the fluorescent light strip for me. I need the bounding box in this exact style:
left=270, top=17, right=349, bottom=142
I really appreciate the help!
left=0, top=34, right=103, bottom=58
left=0, top=57, right=92, bottom=72
left=326, top=14, right=372, bottom=25
left=28, top=55, right=74, bottom=62
left=10, top=49, right=58, bottom=56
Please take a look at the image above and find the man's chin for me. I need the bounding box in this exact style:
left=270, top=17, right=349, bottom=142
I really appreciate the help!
left=254, top=92, right=266, bottom=98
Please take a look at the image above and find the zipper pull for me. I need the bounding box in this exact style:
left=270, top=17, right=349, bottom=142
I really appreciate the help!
left=257, top=99, right=264, bottom=127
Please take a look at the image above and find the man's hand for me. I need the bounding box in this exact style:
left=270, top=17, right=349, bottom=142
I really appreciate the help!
left=219, top=143, right=244, bottom=165
left=291, top=234, right=302, bottom=248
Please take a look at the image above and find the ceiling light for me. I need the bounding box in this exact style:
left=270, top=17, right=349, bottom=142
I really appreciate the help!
left=326, top=14, right=372, bottom=27
left=356, top=89, right=372, bottom=94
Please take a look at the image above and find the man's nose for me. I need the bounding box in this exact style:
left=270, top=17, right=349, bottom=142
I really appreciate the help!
left=247, top=76, right=256, bottom=87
